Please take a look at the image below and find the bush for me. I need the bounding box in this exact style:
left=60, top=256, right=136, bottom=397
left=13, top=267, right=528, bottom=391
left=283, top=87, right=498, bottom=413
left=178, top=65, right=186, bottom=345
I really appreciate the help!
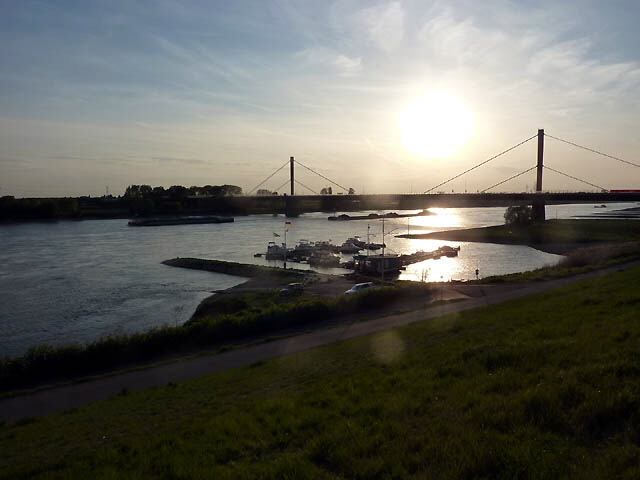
left=504, top=205, right=533, bottom=225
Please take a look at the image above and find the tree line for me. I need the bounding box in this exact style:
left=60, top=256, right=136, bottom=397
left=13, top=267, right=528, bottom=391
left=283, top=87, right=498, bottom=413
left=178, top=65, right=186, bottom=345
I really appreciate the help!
left=124, top=184, right=242, bottom=200
left=0, top=184, right=244, bottom=220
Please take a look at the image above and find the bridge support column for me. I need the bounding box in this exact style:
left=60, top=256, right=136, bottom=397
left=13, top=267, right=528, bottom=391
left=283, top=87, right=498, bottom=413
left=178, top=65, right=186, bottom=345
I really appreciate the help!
left=533, top=129, right=546, bottom=221
left=284, top=195, right=299, bottom=218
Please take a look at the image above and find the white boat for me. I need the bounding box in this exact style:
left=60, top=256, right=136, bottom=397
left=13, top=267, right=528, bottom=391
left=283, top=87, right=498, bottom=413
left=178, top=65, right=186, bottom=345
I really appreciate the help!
left=265, top=241, right=288, bottom=260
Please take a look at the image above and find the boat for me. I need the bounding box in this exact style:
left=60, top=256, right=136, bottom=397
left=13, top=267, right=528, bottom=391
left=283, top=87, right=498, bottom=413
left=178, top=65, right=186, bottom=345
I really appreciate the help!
left=308, top=250, right=341, bottom=267
left=339, top=240, right=362, bottom=254
left=353, top=254, right=403, bottom=274
left=328, top=210, right=434, bottom=221
left=128, top=215, right=234, bottom=226
left=398, top=245, right=460, bottom=265
left=265, top=241, right=289, bottom=260
left=347, top=237, right=367, bottom=249
left=291, top=239, right=315, bottom=258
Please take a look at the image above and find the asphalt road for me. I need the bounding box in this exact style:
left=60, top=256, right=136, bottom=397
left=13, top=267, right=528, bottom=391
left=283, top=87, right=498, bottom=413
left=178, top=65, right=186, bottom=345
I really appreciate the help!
left=2, top=260, right=638, bottom=423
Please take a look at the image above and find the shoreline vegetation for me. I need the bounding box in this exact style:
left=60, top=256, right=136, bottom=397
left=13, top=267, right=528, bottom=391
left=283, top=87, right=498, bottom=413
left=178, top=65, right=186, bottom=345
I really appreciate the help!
left=3, top=219, right=640, bottom=395
left=0, top=265, right=433, bottom=394
left=3, top=264, right=640, bottom=477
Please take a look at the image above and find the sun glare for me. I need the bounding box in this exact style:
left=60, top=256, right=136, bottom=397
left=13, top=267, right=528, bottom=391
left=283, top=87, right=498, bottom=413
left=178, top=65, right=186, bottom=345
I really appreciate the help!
left=398, top=92, right=473, bottom=158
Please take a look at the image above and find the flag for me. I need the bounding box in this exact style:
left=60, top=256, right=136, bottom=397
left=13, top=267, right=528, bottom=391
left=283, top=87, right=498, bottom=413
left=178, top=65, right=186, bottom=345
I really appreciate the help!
left=273, top=232, right=280, bottom=237
left=284, top=221, right=292, bottom=226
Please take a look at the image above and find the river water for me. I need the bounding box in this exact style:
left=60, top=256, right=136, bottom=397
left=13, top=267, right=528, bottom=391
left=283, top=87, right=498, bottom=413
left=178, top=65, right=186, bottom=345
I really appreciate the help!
left=0, top=202, right=635, bottom=357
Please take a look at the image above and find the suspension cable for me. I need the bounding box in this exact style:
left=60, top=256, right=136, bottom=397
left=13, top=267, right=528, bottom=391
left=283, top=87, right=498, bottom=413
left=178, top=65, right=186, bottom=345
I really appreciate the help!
left=274, top=179, right=290, bottom=193
left=545, top=133, right=640, bottom=168
left=294, top=179, right=319, bottom=195
left=247, top=159, right=290, bottom=195
left=480, top=166, right=538, bottom=193
left=424, top=134, right=537, bottom=193
left=544, top=166, right=608, bottom=192
left=294, top=160, right=349, bottom=192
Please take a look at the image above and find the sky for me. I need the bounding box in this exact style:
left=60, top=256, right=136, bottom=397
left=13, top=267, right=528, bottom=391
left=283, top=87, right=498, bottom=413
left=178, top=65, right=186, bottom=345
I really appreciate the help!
left=1, top=0, right=639, bottom=197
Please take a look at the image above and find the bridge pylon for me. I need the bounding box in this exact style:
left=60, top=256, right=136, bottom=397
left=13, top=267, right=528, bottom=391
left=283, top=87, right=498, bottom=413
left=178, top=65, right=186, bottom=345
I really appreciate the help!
left=533, top=128, right=546, bottom=221
left=290, top=156, right=294, bottom=196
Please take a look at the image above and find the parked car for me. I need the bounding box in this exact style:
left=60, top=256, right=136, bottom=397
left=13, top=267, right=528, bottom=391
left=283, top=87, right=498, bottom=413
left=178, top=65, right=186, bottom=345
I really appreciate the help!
left=280, top=282, right=304, bottom=296
left=344, top=282, right=375, bottom=295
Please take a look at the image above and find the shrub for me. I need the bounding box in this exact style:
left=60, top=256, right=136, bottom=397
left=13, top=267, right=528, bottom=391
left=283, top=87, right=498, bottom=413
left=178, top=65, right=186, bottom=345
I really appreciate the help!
left=504, top=205, right=533, bottom=225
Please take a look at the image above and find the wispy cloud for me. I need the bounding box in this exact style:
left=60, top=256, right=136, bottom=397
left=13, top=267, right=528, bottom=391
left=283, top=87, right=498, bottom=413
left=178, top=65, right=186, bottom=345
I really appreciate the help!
left=355, top=1, right=405, bottom=53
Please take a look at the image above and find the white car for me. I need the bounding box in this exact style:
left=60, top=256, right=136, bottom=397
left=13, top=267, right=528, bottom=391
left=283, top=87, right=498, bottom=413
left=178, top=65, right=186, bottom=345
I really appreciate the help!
left=344, top=282, right=375, bottom=295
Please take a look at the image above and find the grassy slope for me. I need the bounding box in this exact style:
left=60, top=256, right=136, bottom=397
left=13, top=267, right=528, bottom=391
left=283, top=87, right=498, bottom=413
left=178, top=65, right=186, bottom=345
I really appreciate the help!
left=2, top=267, right=640, bottom=479
left=399, top=218, right=640, bottom=246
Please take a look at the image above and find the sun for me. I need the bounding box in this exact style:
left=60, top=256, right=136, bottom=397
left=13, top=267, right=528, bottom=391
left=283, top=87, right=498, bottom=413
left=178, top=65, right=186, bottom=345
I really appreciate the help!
left=398, top=92, right=473, bottom=158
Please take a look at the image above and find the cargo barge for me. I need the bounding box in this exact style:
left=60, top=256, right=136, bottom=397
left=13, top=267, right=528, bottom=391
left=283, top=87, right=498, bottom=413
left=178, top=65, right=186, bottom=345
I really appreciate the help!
left=128, top=216, right=234, bottom=226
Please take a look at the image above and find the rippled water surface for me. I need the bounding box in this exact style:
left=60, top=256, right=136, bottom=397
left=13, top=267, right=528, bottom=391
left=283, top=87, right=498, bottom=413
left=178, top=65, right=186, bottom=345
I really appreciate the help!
left=0, top=203, right=634, bottom=356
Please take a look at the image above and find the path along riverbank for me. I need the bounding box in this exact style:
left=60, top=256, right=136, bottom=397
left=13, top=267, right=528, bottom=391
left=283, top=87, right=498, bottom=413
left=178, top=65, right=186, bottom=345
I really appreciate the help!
left=3, top=258, right=640, bottom=423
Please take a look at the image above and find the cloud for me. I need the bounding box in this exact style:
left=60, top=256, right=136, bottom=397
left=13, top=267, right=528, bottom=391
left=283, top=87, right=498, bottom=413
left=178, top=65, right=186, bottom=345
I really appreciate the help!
left=355, top=1, right=404, bottom=53
left=294, top=47, right=362, bottom=76
left=151, top=156, right=211, bottom=166
left=333, top=54, right=363, bottom=76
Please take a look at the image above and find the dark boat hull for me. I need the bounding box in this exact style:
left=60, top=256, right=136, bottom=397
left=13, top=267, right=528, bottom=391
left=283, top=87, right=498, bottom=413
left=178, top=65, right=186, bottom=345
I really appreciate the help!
left=128, top=216, right=234, bottom=226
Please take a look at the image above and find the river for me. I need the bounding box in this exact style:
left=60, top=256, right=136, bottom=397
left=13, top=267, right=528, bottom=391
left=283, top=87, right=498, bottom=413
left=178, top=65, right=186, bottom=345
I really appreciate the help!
left=0, top=203, right=634, bottom=357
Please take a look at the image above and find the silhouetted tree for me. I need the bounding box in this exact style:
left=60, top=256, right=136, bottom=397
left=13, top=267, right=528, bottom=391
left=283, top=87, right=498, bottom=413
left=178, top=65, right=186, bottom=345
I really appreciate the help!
left=167, top=185, right=189, bottom=201
left=504, top=205, right=533, bottom=225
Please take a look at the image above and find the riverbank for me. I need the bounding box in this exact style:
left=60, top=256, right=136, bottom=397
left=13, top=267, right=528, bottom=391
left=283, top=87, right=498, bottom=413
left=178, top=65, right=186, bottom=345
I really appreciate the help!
left=0, top=259, right=425, bottom=394
left=3, top=262, right=640, bottom=477
left=397, top=218, right=640, bottom=254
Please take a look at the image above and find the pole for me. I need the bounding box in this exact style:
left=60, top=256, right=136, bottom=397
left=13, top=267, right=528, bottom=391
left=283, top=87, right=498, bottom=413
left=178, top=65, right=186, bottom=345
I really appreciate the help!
left=366, top=223, right=370, bottom=258
left=381, top=217, right=385, bottom=285
left=283, top=225, right=287, bottom=269
left=536, top=129, right=544, bottom=192
left=290, top=156, right=294, bottom=196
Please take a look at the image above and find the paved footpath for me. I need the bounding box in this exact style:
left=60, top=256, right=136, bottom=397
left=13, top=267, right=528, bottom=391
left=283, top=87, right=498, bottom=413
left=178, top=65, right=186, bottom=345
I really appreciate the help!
left=2, top=260, right=639, bottom=423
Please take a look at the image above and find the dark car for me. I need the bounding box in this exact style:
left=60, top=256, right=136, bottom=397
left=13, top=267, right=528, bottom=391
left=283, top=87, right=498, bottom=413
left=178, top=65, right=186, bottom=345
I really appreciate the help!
left=280, top=282, right=304, bottom=296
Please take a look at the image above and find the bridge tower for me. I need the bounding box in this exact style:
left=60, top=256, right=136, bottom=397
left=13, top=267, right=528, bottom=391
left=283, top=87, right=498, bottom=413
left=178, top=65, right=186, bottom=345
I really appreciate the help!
left=532, top=129, right=546, bottom=220
left=285, top=156, right=299, bottom=217
left=290, top=156, right=294, bottom=196
left=536, top=129, right=544, bottom=192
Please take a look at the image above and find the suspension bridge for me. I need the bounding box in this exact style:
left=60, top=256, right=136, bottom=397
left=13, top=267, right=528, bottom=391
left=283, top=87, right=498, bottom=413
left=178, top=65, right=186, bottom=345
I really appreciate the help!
left=240, top=129, right=640, bottom=217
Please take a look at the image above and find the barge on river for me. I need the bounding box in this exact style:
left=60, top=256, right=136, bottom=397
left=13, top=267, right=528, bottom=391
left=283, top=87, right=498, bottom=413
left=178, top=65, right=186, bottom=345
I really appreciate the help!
left=128, top=215, right=234, bottom=226
left=328, top=210, right=433, bottom=221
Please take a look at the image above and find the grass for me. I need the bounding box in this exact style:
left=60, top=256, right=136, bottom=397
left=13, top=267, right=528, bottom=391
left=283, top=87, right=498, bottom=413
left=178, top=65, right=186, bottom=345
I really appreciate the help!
left=0, top=283, right=433, bottom=393
left=2, top=266, right=640, bottom=478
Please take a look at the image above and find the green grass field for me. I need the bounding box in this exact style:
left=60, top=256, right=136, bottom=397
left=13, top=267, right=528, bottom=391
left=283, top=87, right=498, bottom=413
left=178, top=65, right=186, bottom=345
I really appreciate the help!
left=2, top=265, right=640, bottom=479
